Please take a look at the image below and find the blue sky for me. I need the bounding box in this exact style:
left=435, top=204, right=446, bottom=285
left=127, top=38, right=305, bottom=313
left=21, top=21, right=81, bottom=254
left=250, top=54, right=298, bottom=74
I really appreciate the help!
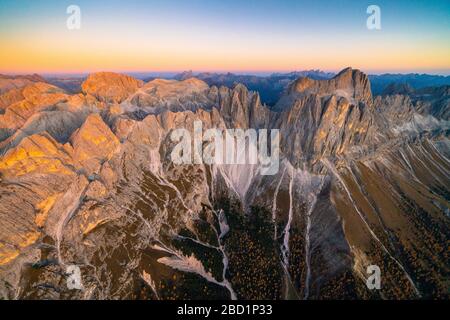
left=0, top=0, right=449, bottom=74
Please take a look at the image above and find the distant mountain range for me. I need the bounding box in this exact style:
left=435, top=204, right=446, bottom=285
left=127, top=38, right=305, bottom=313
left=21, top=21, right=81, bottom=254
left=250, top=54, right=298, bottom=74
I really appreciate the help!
left=172, top=71, right=450, bottom=105
left=43, top=70, right=450, bottom=106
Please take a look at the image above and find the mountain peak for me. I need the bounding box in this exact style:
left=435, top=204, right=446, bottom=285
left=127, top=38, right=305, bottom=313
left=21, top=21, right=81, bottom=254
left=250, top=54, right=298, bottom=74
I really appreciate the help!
left=70, top=113, right=119, bottom=174
left=335, top=66, right=354, bottom=77
left=81, top=72, right=143, bottom=103
left=174, top=70, right=195, bottom=81
left=289, top=67, right=372, bottom=104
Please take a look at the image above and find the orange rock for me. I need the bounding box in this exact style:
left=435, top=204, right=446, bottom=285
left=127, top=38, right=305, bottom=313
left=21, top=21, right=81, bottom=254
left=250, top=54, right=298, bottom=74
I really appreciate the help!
left=0, top=132, right=74, bottom=177
left=71, top=113, right=120, bottom=174
left=81, top=72, right=143, bottom=103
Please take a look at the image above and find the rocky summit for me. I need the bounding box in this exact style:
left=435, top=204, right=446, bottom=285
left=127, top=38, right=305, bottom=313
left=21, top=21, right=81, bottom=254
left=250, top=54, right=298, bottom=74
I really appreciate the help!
left=0, top=68, right=448, bottom=300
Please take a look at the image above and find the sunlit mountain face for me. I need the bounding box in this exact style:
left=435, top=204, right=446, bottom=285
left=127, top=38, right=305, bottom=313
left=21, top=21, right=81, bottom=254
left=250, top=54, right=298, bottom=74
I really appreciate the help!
left=0, top=0, right=449, bottom=300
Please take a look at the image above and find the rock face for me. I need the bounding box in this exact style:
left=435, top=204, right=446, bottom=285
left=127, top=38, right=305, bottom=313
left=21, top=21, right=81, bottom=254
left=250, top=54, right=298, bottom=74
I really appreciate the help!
left=0, top=74, right=46, bottom=94
left=0, top=132, right=75, bottom=179
left=276, top=68, right=372, bottom=110
left=0, top=88, right=24, bottom=111
left=70, top=113, right=120, bottom=174
left=277, top=94, right=372, bottom=165
left=126, top=78, right=211, bottom=113
left=0, top=69, right=448, bottom=300
left=81, top=72, right=143, bottom=103
left=0, top=83, right=68, bottom=129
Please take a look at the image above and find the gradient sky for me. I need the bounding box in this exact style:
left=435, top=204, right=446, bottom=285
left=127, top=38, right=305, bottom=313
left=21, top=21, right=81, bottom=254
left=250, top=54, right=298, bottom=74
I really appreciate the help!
left=0, top=0, right=449, bottom=74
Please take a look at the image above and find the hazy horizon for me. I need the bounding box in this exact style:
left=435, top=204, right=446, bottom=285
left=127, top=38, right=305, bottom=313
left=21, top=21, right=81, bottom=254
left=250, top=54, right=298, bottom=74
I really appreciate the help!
left=2, top=68, right=450, bottom=78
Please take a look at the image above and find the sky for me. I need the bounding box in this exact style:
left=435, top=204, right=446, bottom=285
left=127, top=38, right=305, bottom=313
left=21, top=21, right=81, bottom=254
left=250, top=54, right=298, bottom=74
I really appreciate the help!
left=0, top=0, right=449, bottom=75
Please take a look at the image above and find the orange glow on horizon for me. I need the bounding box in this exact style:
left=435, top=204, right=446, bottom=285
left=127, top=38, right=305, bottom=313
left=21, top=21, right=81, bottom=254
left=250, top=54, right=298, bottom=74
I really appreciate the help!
left=1, top=26, right=449, bottom=75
